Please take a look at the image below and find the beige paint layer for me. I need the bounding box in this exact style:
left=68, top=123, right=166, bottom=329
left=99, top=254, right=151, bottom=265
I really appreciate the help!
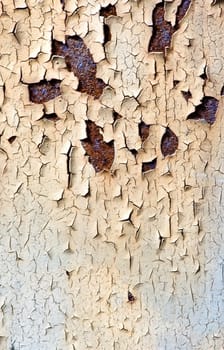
left=0, top=0, right=223, bottom=349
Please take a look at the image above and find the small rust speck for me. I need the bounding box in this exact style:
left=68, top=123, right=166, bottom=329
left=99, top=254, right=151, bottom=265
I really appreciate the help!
left=42, top=113, right=60, bottom=121
left=113, top=111, right=122, bottom=122
left=181, top=90, right=192, bottom=101
left=161, top=127, right=178, bottom=157
left=128, top=291, right=136, bottom=302
left=142, top=158, right=157, bottom=173
left=8, top=136, right=17, bottom=144
left=139, top=121, right=150, bottom=142
left=100, top=4, right=117, bottom=17
left=81, top=120, right=114, bottom=172
left=187, top=96, right=219, bottom=125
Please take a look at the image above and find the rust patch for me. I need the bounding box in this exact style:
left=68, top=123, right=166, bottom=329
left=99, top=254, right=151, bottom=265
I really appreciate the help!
left=187, top=96, right=219, bottom=125
left=148, top=3, right=174, bottom=53
left=138, top=121, right=150, bottom=142
left=100, top=4, right=117, bottom=18
left=175, top=0, right=191, bottom=26
left=81, top=120, right=114, bottom=172
left=52, top=36, right=106, bottom=99
left=28, top=79, right=61, bottom=104
left=142, top=158, right=157, bottom=173
left=161, top=127, right=178, bottom=157
left=148, top=1, right=191, bottom=53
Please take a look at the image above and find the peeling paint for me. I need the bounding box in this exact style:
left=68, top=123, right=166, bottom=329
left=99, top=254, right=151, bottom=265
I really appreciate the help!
left=0, top=0, right=224, bottom=349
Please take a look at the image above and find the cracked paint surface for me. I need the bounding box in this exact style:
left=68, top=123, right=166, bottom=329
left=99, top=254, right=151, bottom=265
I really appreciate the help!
left=0, top=1, right=223, bottom=350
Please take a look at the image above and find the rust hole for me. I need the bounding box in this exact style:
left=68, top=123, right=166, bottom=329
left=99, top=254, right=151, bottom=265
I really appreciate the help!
left=128, top=291, right=136, bottom=303
left=142, top=158, right=157, bottom=173
left=181, top=90, right=192, bottom=101
left=161, top=127, right=178, bottom=157
left=28, top=79, right=61, bottom=104
left=187, top=96, right=219, bottom=125
left=221, top=86, right=224, bottom=95
left=148, top=0, right=191, bottom=53
left=81, top=120, right=114, bottom=172
left=8, top=136, right=17, bottom=144
left=52, top=36, right=106, bottom=99
left=100, top=4, right=117, bottom=17
left=138, top=121, right=150, bottom=142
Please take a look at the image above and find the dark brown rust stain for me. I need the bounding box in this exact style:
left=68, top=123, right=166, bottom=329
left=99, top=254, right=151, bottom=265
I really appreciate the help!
left=81, top=120, right=114, bottom=172
left=181, top=90, right=192, bottom=101
left=138, top=121, right=150, bottom=142
left=161, top=127, right=178, bottom=157
left=187, top=96, right=219, bottom=125
left=173, top=80, right=180, bottom=87
left=103, top=24, right=112, bottom=45
left=148, top=0, right=191, bottom=53
left=200, top=67, right=207, bottom=81
left=100, top=4, right=117, bottom=17
left=28, top=79, right=61, bottom=104
left=60, top=0, right=65, bottom=9
left=8, top=136, right=17, bottom=144
left=221, top=86, right=224, bottom=95
left=142, top=158, right=157, bottom=173
left=113, top=110, right=122, bottom=122
left=52, top=36, right=106, bottom=99
left=100, top=5, right=116, bottom=46
left=42, top=113, right=60, bottom=121
left=128, top=291, right=136, bottom=303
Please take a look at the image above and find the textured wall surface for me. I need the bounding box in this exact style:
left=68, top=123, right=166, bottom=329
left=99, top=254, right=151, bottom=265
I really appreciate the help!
left=0, top=0, right=224, bottom=349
